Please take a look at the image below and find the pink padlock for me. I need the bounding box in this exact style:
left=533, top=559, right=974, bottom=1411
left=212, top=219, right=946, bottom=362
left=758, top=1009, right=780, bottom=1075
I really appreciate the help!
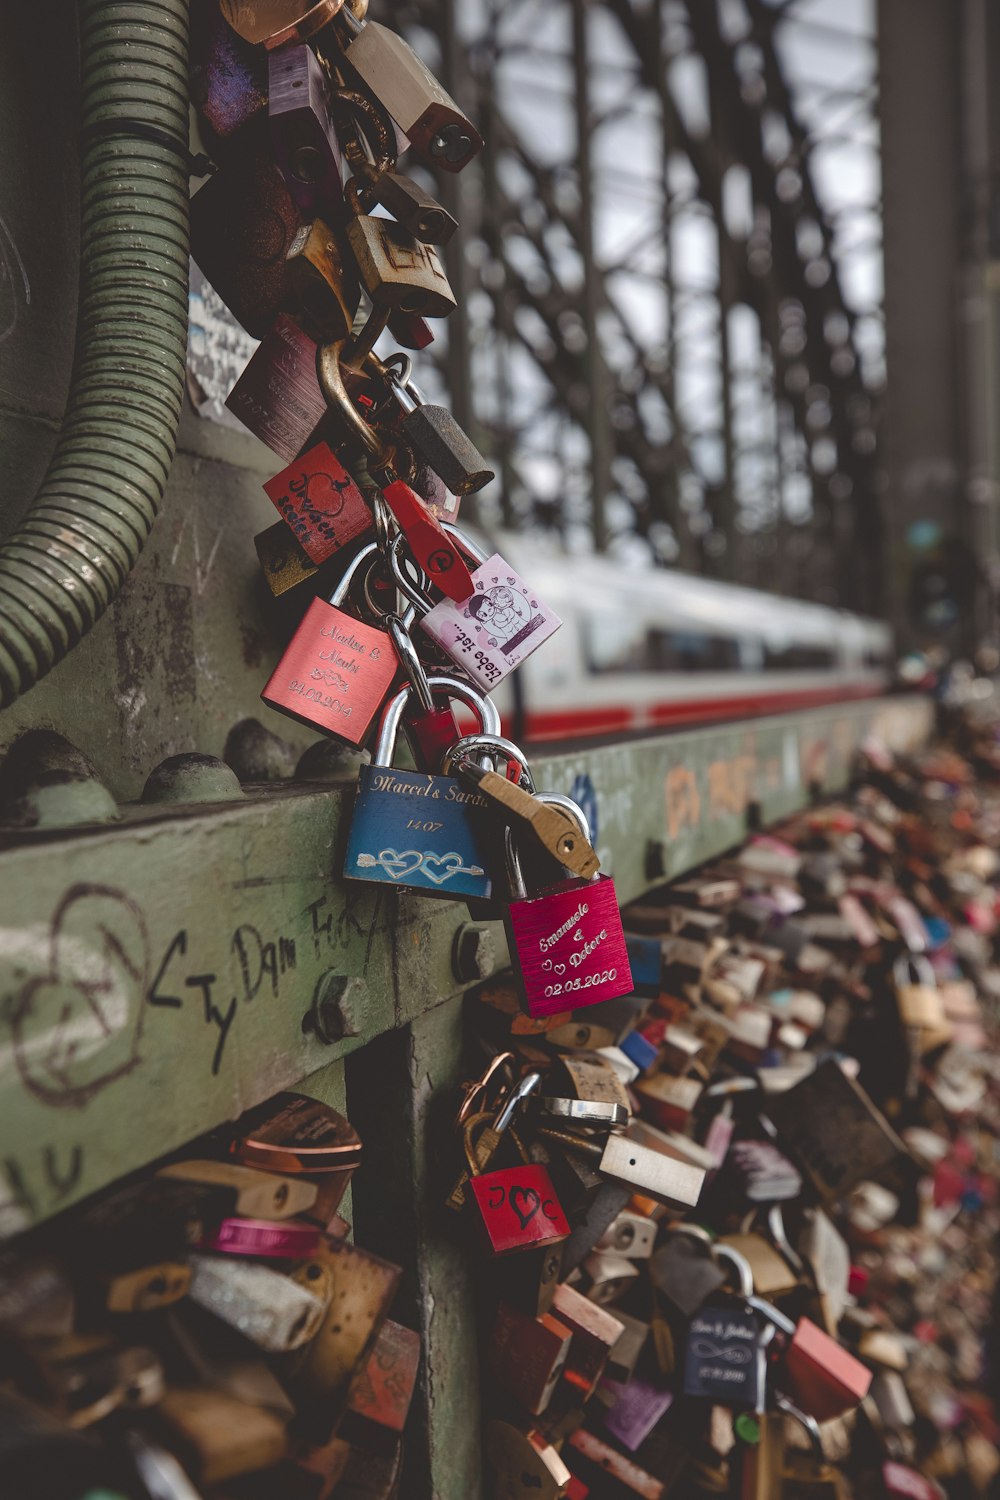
left=419, top=550, right=561, bottom=693
left=504, top=796, right=632, bottom=1019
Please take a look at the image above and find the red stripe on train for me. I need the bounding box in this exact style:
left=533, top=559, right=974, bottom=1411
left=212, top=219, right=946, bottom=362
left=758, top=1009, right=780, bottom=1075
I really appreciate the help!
left=520, top=683, right=885, bottom=741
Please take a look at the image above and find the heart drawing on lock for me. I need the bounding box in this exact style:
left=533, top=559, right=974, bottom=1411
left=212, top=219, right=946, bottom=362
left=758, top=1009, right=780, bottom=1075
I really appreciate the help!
left=371, top=850, right=485, bottom=885
left=541, top=959, right=553, bottom=972
left=509, top=1184, right=542, bottom=1231
left=553, top=962, right=566, bottom=975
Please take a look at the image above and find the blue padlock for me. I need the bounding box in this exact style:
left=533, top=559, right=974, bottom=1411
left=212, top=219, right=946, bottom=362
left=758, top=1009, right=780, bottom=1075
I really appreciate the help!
left=344, top=675, right=519, bottom=900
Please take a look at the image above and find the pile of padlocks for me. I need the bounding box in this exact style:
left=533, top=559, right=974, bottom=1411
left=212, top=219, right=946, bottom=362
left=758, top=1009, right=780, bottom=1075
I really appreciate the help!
left=447, top=729, right=1000, bottom=1498
left=190, top=0, right=634, bottom=1003
left=0, top=1093, right=412, bottom=1498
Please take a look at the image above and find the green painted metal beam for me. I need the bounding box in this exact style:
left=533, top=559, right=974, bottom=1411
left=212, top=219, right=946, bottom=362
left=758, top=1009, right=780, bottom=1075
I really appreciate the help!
left=0, top=694, right=933, bottom=1235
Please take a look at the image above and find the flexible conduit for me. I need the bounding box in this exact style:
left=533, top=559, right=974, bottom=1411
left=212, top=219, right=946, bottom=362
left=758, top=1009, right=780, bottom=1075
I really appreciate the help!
left=0, top=0, right=190, bottom=707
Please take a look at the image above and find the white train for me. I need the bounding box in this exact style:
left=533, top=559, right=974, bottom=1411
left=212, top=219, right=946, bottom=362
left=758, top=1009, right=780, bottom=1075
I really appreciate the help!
left=468, top=533, right=894, bottom=745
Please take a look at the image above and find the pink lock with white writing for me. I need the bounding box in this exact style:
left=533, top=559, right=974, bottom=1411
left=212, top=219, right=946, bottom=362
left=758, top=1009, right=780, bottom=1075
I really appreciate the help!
left=419, top=553, right=561, bottom=692
left=506, top=875, right=633, bottom=1019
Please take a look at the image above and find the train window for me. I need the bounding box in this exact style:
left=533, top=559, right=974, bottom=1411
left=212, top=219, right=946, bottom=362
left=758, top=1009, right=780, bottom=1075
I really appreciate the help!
left=762, top=641, right=836, bottom=670
left=648, top=630, right=743, bottom=672
left=583, top=617, right=649, bottom=674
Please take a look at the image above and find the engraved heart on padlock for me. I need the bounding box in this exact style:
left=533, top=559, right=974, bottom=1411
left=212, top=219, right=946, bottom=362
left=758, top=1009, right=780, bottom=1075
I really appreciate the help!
left=553, top=963, right=566, bottom=975
left=541, top=959, right=554, bottom=972
left=509, top=1185, right=542, bottom=1231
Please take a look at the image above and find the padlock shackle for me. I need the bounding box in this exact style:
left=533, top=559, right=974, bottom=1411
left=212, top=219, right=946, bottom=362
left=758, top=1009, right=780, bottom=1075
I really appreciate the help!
left=373, top=675, right=500, bottom=767
left=715, top=1241, right=755, bottom=1300
left=503, top=793, right=592, bottom=900
left=773, top=1392, right=826, bottom=1463
left=329, top=540, right=379, bottom=608
left=456, top=1051, right=515, bottom=1130
left=892, top=953, right=936, bottom=988
left=494, top=1071, right=542, bottom=1133
left=318, top=340, right=395, bottom=466
left=385, top=615, right=434, bottom=715
left=745, top=1293, right=796, bottom=1337
left=440, top=733, right=533, bottom=788
left=389, top=532, right=436, bottom=615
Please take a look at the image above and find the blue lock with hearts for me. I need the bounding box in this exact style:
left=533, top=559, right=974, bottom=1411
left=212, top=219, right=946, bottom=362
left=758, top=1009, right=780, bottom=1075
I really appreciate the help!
left=344, top=675, right=511, bottom=901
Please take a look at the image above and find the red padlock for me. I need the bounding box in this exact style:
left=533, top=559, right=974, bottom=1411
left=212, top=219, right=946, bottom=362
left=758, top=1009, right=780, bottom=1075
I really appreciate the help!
left=263, top=442, right=374, bottom=566
left=749, top=1294, right=872, bottom=1421
left=464, top=1119, right=571, bottom=1258
left=260, top=542, right=399, bottom=746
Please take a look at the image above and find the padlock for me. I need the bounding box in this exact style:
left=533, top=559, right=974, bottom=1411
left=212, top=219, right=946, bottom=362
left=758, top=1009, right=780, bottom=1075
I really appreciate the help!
left=150, top=1387, right=290, bottom=1487
left=344, top=214, right=456, bottom=364
left=605, top=1310, right=651, bottom=1384
left=718, top=1230, right=799, bottom=1299
left=602, top=1374, right=674, bottom=1454
left=485, top=1420, right=571, bottom=1500
left=269, top=44, right=346, bottom=222
left=634, top=1073, right=703, bottom=1133
left=443, top=736, right=600, bottom=877
left=190, top=0, right=268, bottom=142
left=285, top=218, right=361, bottom=343
left=418, top=542, right=564, bottom=687
left=388, top=308, right=435, bottom=350
left=261, top=542, right=401, bottom=746
left=535, top=1121, right=705, bottom=1210
left=102, top=1261, right=192, bottom=1313
left=227, top=314, right=329, bottom=462
left=445, top=1072, right=541, bottom=1213
left=187, top=1255, right=327, bottom=1352
left=375, top=359, right=494, bottom=495
left=765, top=1059, right=908, bottom=1205
left=550, top=1281, right=624, bottom=1398
left=353, top=169, right=458, bottom=245
left=222, top=0, right=360, bottom=48
left=343, top=1318, right=420, bottom=1440
left=230, top=1091, right=364, bottom=1175
left=580, top=1249, right=639, bottom=1304
left=501, top=804, right=633, bottom=1018
left=379, top=480, right=476, bottom=601
left=747, top=1295, right=872, bottom=1422
left=463, top=1117, right=571, bottom=1258
left=682, top=1245, right=769, bottom=1410
left=255, top=519, right=320, bottom=597
left=343, top=677, right=514, bottom=901
left=293, top=1240, right=402, bottom=1439
left=191, top=149, right=300, bottom=338
left=776, top=1392, right=849, bottom=1498
left=893, top=954, right=947, bottom=1030
left=158, top=1158, right=319, bottom=1220
left=196, top=1215, right=321, bottom=1260
left=595, top=1209, right=657, bottom=1260
left=649, top=1228, right=728, bottom=1320
left=334, top=12, right=483, bottom=171
left=565, top=1430, right=665, bottom=1499
left=555, top=1053, right=632, bottom=1112
left=724, top=1138, right=803, bottom=1204
left=263, top=440, right=374, bottom=566
left=489, top=1303, right=574, bottom=1416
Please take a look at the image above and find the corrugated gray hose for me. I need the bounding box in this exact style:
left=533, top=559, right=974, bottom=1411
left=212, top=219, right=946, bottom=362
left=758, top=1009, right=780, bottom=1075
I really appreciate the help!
left=0, top=0, right=190, bottom=707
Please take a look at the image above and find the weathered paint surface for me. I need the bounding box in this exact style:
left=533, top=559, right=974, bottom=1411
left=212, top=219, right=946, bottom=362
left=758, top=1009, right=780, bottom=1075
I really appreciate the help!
left=0, top=784, right=504, bottom=1233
